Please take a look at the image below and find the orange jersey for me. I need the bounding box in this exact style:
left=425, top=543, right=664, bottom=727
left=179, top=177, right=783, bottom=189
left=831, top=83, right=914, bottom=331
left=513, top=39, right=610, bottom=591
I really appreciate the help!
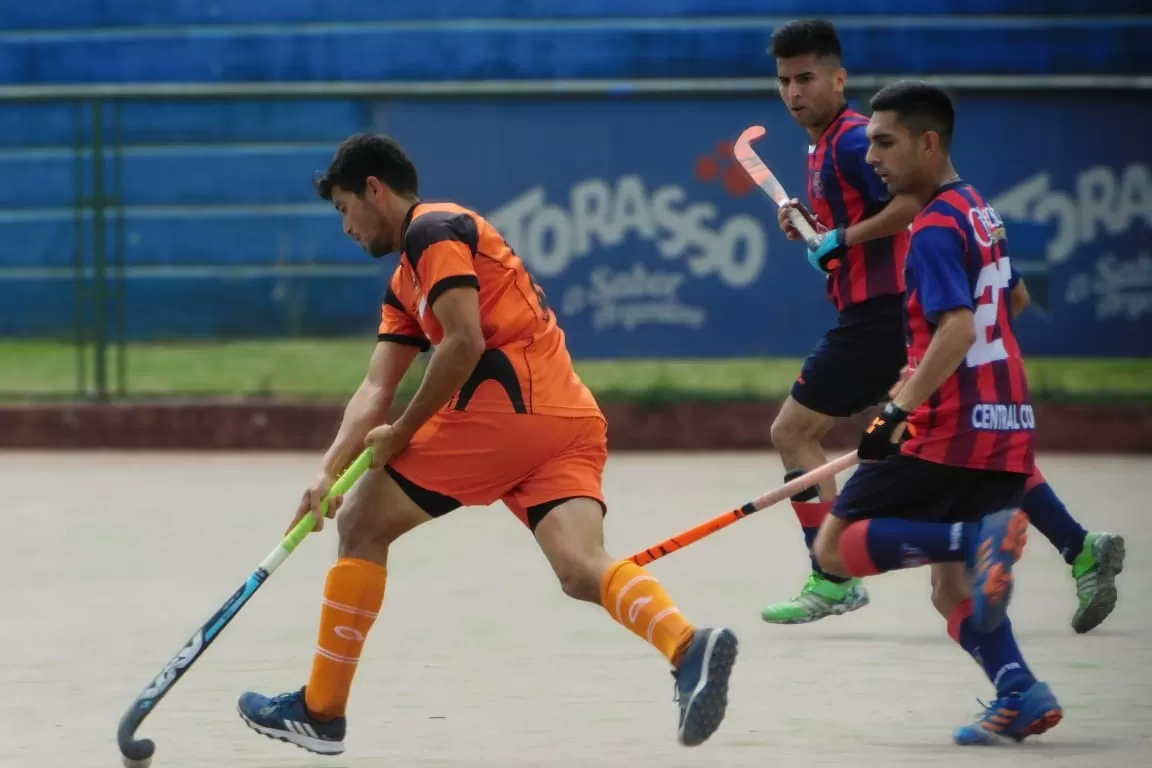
left=378, top=202, right=602, bottom=419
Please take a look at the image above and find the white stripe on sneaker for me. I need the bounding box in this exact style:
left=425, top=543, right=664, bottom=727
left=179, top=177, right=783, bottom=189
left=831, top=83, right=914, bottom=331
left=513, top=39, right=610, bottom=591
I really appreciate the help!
left=242, top=712, right=344, bottom=755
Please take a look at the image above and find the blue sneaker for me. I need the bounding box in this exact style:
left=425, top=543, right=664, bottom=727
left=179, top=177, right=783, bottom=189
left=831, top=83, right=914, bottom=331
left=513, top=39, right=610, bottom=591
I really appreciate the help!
left=968, top=509, right=1029, bottom=633
left=953, top=681, right=1063, bottom=745
left=672, top=627, right=738, bottom=747
left=237, top=687, right=346, bottom=755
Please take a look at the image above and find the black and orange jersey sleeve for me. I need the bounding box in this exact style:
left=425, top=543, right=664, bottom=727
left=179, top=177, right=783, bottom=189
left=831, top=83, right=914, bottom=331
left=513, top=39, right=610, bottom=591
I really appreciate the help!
left=378, top=270, right=430, bottom=351
left=404, top=210, right=481, bottom=308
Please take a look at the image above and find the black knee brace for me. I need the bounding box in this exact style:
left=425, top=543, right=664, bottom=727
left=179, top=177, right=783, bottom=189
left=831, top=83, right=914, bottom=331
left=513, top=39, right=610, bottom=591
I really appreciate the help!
left=785, top=468, right=819, bottom=502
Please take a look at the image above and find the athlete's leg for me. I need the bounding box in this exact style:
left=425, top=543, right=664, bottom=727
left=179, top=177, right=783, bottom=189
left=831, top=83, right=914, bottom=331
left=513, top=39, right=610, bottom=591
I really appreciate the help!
left=761, top=339, right=869, bottom=624
left=771, top=395, right=840, bottom=503
left=531, top=497, right=737, bottom=748
left=762, top=304, right=906, bottom=624
left=934, top=561, right=1062, bottom=745
left=1019, top=466, right=1125, bottom=633
left=814, top=456, right=1062, bottom=744
left=509, top=414, right=736, bottom=748
left=533, top=497, right=696, bottom=664
left=816, top=457, right=1026, bottom=633
left=237, top=465, right=442, bottom=755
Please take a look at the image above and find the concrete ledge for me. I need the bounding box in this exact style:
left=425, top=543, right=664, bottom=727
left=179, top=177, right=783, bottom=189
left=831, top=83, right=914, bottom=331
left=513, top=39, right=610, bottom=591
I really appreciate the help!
left=2, top=400, right=1148, bottom=453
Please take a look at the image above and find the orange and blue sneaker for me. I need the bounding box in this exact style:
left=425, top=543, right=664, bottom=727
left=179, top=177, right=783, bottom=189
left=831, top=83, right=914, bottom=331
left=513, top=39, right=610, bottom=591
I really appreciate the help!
left=672, top=627, right=738, bottom=747
left=968, top=509, right=1029, bottom=633
left=953, top=681, right=1064, bottom=745
left=237, top=686, right=345, bottom=755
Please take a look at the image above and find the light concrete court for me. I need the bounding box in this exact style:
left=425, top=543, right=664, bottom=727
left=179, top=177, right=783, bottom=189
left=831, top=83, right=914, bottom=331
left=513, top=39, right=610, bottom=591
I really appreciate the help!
left=1, top=452, right=1148, bottom=767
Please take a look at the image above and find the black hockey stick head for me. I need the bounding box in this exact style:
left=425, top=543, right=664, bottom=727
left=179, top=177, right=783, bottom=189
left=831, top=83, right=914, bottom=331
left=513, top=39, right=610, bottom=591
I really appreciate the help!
left=117, top=704, right=156, bottom=766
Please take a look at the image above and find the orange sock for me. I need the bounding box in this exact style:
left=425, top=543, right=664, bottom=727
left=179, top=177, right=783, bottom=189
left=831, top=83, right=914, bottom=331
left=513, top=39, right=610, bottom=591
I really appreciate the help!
left=304, top=557, right=387, bottom=720
left=600, top=560, right=696, bottom=666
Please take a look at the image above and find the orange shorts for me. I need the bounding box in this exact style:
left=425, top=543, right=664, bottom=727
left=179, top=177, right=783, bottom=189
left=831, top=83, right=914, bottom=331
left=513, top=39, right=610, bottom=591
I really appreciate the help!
left=387, top=410, right=608, bottom=530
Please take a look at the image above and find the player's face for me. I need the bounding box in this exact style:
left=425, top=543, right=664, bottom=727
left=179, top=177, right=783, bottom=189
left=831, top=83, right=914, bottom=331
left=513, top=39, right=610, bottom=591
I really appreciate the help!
left=775, top=54, right=845, bottom=129
left=330, top=181, right=394, bottom=257
left=865, top=111, right=923, bottom=196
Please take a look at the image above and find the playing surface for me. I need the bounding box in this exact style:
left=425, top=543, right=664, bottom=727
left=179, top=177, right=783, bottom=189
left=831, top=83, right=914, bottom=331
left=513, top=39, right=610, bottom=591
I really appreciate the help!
left=5, top=452, right=1148, bottom=767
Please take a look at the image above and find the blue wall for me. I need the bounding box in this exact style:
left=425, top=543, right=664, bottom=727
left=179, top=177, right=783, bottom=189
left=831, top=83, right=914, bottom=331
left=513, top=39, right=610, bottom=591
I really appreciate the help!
left=2, top=1, right=1148, bottom=83
left=3, top=1, right=1145, bottom=28
left=1, top=3, right=1149, bottom=357
left=2, top=94, right=1148, bottom=356
left=3, top=19, right=1149, bottom=83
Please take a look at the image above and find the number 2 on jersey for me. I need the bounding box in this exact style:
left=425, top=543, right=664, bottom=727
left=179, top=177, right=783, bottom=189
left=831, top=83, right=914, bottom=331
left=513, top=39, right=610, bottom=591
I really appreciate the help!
left=966, top=257, right=1012, bottom=368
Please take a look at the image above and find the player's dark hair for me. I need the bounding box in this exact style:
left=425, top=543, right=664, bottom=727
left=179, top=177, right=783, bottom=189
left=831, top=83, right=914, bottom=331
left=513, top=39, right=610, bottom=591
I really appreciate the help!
left=314, top=133, right=419, bottom=200
left=869, top=80, right=956, bottom=150
left=769, top=19, right=842, bottom=62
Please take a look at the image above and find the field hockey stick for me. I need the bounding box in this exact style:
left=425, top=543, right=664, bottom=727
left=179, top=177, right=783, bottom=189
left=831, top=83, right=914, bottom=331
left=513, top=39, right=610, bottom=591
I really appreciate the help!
left=115, top=448, right=375, bottom=768
left=628, top=450, right=859, bottom=566
left=627, top=368, right=913, bottom=567
left=732, top=125, right=823, bottom=249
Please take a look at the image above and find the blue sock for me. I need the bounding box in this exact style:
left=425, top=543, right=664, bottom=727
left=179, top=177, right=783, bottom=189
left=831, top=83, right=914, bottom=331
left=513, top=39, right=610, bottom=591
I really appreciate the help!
left=840, top=519, right=977, bottom=575
left=949, top=600, right=1037, bottom=697
left=793, top=499, right=849, bottom=584
left=1022, top=480, right=1088, bottom=565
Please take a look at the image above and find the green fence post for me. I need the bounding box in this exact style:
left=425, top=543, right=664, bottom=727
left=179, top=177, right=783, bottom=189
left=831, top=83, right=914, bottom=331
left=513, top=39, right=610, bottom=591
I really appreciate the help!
left=90, top=98, right=108, bottom=401
left=72, top=100, right=89, bottom=398
left=111, top=99, right=126, bottom=397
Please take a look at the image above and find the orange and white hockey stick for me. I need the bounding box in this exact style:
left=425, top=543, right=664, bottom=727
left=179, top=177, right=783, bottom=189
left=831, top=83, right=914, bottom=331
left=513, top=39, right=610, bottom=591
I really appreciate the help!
left=732, top=125, right=823, bottom=249
left=627, top=368, right=911, bottom=566
left=628, top=450, right=859, bottom=566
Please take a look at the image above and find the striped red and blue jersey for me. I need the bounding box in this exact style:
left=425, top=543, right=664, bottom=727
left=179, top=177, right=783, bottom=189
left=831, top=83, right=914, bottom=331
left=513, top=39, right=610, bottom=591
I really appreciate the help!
left=808, top=107, right=909, bottom=312
left=900, top=180, right=1035, bottom=475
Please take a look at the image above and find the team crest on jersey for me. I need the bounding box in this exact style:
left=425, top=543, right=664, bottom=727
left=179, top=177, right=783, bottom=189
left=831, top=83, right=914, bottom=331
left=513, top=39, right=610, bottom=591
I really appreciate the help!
left=810, top=169, right=824, bottom=200
left=969, top=205, right=1007, bottom=247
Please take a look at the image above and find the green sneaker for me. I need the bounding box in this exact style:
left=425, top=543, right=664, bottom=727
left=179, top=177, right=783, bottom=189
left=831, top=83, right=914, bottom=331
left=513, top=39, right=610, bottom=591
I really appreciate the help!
left=760, top=573, right=870, bottom=624
left=1071, top=531, right=1126, bottom=634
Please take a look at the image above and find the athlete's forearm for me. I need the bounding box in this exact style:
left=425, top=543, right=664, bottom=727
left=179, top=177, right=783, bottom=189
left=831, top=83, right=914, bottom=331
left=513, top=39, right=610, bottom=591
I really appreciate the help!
left=892, top=309, right=977, bottom=412
left=391, top=334, right=484, bottom=438
left=1010, top=280, right=1031, bottom=319
left=321, top=379, right=392, bottom=479
left=844, top=194, right=920, bottom=248
left=320, top=342, right=421, bottom=478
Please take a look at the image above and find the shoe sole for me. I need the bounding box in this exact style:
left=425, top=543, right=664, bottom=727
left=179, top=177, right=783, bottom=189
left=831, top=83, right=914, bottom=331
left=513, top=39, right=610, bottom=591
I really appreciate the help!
left=1019, top=708, right=1064, bottom=739
left=954, top=707, right=1064, bottom=747
left=972, top=509, right=1029, bottom=633
left=237, top=707, right=345, bottom=755
left=760, top=592, right=871, bottom=625
left=1072, top=534, right=1126, bottom=635
left=678, top=628, right=738, bottom=747
left=1015, top=683, right=1065, bottom=742
left=954, top=684, right=1064, bottom=747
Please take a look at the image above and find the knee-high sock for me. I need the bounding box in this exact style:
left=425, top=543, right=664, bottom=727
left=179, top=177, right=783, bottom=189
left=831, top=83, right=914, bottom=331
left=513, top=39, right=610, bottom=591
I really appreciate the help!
left=793, top=500, right=849, bottom=583
left=948, top=598, right=1036, bottom=697
left=839, top=519, right=976, bottom=575
left=1020, top=467, right=1087, bottom=564
left=600, top=560, right=696, bottom=667
left=304, top=558, right=387, bottom=720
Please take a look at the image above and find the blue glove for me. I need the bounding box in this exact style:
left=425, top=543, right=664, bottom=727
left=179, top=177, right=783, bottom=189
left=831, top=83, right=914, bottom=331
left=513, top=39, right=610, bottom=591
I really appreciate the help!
left=807, top=226, right=847, bottom=274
